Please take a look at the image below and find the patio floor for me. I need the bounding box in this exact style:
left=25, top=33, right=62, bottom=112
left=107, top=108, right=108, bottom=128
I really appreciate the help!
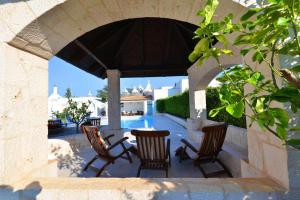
left=49, top=115, right=226, bottom=178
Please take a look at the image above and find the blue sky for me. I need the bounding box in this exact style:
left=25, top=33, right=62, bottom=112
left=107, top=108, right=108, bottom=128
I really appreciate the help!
left=49, top=57, right=187, bottom=96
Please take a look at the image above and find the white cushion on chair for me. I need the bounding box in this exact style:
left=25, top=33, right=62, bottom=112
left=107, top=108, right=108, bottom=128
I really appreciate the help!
left=108, top=145, right=125, bottom=157
left=189, top=130, right=205, bottom=143
left=184, top=131, right=204, bottom=159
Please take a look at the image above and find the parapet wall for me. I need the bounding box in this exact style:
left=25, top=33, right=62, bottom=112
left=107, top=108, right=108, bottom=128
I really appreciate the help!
left=0, top=177, right=284, bottom=200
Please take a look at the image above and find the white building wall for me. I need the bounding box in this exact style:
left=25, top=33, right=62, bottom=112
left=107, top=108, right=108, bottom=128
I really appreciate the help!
left=153, top=79, right=189, bottom=113
left=121, top=101, right=145, bottom=113
left=180, top=79, right=189, bottom=92
left=48, top=86, right=107, bottom=119
left=167, top=88, right=180, bottom=96
left=153, top=88, right=170, bottom=101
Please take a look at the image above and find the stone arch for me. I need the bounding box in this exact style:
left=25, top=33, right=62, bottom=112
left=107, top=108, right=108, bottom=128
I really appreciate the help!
left=1, top=0, right=248, bottom=59
left=187, top=43, right=243, bottom=119
left=0, top=0, right=251, bottom=185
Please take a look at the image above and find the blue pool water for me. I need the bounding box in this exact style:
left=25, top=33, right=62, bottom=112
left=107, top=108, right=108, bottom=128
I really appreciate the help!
left=121, top=116, right=154, bottom=129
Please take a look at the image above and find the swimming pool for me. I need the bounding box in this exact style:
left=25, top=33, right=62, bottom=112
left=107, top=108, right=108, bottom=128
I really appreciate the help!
left=121, top=115, right=154, bottom=129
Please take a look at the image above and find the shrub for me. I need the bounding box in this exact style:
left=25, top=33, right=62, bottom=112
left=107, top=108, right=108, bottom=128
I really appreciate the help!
left=156, top=99, right=165, bottom=113
left=206, top=87, right=246, bottom=128
left=156, top=91, right=190, bottom=119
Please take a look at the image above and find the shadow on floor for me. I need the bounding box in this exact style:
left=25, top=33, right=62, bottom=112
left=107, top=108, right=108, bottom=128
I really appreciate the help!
left=0, top=181, right=42, bottom=200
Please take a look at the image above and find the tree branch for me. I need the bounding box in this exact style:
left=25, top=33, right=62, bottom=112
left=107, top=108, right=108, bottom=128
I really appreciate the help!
left=280, top=69, right=300, bottom=90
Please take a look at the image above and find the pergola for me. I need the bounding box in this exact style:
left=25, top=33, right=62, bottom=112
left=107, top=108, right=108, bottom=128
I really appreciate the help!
left=57, top=18, right=199, bottom=78
left=56, top=17, right=199, bottom=132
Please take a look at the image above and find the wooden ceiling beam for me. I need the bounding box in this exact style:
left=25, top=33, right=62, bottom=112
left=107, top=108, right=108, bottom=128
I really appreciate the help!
left=74, top=39, right=108, bottom=70
left=113, top=21, right=139, bottom=61
left=92, top=22, right=132, bottom=51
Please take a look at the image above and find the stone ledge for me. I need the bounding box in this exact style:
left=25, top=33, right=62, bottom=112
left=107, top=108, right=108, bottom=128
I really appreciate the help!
left=1, top=177, right=284, bottom=200
left=160, top=113, right=187, bottom=128
left=17, top=177, right=284, bottom=191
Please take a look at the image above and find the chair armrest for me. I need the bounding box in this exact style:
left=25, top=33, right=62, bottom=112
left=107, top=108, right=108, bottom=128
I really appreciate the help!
left=107, top=137, right=129, bottom=151
left=181, top=139, right=198, bottom=153
left=103, top=134, right=115, bottom=145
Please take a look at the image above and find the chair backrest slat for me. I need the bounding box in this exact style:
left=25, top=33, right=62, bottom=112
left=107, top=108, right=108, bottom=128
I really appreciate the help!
left=132, top=130, right=169, bottom=161
left=199, top=123, right=227, bottom=158
left=82, top=126, right=110, bottom=157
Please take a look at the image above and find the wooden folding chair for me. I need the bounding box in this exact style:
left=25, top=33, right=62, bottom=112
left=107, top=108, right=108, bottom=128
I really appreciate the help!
left=131, top=130, right=171, bottom=177
left=82, top=126, right=133, bottom=177
left=179, top=123, right=232, bottom=178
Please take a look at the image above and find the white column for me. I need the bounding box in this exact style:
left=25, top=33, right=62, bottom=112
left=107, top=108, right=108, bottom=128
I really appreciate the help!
left=107, top=69, right=121, bottom=130
left=188, top=69, right=198, bottom=119
left=188, top=65, right=208, bottom=120
left=194, top=90, right=207, bottom=119
left=143, top=101, right=148, bottom=115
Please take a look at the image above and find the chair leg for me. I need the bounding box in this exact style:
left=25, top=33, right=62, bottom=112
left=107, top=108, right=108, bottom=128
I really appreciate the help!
left=198, top=163, right=208, bottom=178
left=168, top=151, right=171, bottom=167
left=83, top=155, right=97, bottom=171
left=137, top=164, right=142, bottom=177
left=165, top=167, right=169, bottom=178
left=179, top=150, right=184, bottom=163
left=125, top=150, right=132, bottom=163
left=179, top=146, right=187, bottom=163
left=96, top=160, right=112, bottom=177
left=216, top=159, right=233, bottom=177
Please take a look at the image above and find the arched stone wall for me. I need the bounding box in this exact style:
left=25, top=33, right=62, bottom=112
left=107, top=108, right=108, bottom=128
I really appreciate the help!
left=0, top=0, right=251, bottom=185
left=187, top=43, right=243, bottom=119
left=2, top=1, right=298, bottom=198
left=0, top=0, right=247, bottom=59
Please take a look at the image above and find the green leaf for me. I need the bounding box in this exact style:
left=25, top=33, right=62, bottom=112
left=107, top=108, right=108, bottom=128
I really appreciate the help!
left=276, top=125, right=287, bottom=140
left=188, top=51, right=198, bottom=62
left=197, top=55, right=206, bottom=66
left=257, top=118, right=267, bottom=129
left=216, top=35, right=228, bottom=47
left=234, top=34, right=252, bottom=45
left=194, top=38, right=209, bottom=54
left=291, top=104, right=298, bottom=113
left=221, top=49, right=233, bottom=55
left=267, top=0, right=282, bottom=3
left=277, top=17, right=289, bottom=26
left=269, top=108, right=289, bottom=127
left=209, top=106, right=226, bottom=117
left=290, top=65, right=300, bottom=72
left=271, top=86, right=300, bottom=103
left=241, top=8, right=261, bottom=21
left=226, top=101, right=244, bottom=118
left=257, top=111, right=275, bottom=127
left=252, top=51, right=265, bottom=64
left=264, top=29, right=284, bottom=44
left=255, top=97, right=266, bottom=113
left=278, top=40, right=299, bottom=56
left=246, top=72, right=264, bottom=86
left=240, top=48, right=250, bottom=56
left=200, top=0, right=220, bottom=27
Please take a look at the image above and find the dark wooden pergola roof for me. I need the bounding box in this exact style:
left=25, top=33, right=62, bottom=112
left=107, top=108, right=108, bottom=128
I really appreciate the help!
left=57, top=18, right=199, bottom=79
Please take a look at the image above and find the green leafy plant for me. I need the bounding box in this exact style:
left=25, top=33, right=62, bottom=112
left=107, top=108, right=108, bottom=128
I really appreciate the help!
left=53, top=97, right=91, bottom=133
left=156, top=91, right=190, bottom=119
left=189, top=0, right=300, bottom=149
left=206, top=87, right=247, bottom=128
